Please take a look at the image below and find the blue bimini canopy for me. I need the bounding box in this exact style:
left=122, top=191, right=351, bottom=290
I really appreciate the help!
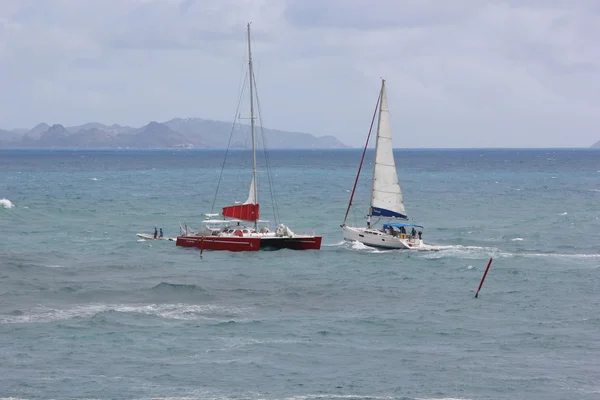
left=382, top=223, right=424, bottom=230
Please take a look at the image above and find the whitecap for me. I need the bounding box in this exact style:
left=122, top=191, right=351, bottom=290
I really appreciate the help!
left=559, top=212, right=568, bottom=215
left=511, top=238, right=524, bottom=241
left=0, top=303, right=254, bottom=324
left=0, top=198, right=14, bottom=209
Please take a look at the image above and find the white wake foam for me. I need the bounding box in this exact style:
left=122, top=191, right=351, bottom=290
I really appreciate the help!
left=0, top=198, right=14, bottom=209
left=350, top=240, right=393, bottom=253
left=352, top=240, right=371, bottom=250
left=422, top=244, right=600, bottom=260
left=323, top=240, right=346, bottom=247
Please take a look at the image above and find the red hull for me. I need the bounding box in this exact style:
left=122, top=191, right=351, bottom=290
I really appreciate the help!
left=176, top=236, right=261, bottom=251
left=175, top=235, right=322, bottom=252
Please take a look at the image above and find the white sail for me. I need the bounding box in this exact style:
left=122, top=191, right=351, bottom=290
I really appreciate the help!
left=244, top=176, right=257, bottom=205
left=369, top=79, right=407, bottom=219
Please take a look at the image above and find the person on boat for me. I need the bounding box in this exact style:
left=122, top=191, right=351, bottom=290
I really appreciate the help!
left=418, top=231, right=422, bottom=240
left=366, top=215, right=371, bottom=229
left=159, top=228, right=164, bottom=238
left=411, top=227, right=417, bottom=238
left=154, top=227, right=158, bottom=239
left=400, top=226, right=406, bottom=235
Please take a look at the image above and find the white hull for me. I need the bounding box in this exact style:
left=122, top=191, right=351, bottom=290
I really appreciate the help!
left=342, top=225, right=424, bottom=250
left=137, top=233, right=175, bottom=241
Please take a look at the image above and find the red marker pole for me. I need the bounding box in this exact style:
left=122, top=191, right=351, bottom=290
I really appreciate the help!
left=475, top=258, right=493, bottom=298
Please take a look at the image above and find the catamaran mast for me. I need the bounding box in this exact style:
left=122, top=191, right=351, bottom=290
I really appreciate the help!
left=247, top=22, right=258, bottom=231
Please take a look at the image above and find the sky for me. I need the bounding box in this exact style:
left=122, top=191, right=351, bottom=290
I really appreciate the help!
left=0, top=0, right=599, bottom=148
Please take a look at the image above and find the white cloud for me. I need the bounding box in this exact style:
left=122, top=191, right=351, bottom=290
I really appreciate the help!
left=0, top=0, right=599, bottom=147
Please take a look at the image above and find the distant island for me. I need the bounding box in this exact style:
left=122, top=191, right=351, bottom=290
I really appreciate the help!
left=592, top=140, right=600, bottom=148
left=0, top=118, right=350, bottom=149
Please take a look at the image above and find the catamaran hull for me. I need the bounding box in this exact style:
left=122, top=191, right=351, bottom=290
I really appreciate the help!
left=260, top=236, right=322, bottom=250
left=342, top=226, right=423, bottom=250
left=176, top=236, right=261, bottom=252
left=175, top=235, right=322, bottom=252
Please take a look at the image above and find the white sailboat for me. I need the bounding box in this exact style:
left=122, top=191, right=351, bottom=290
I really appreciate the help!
left=341, top=79, right=425, bottom=250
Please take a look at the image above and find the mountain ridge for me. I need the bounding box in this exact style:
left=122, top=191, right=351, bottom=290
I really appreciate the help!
left=0, top=117, right=350, bottom=149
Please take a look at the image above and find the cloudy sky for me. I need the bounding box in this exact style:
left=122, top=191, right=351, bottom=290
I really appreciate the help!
left=1, top=0, right=598, bottom=147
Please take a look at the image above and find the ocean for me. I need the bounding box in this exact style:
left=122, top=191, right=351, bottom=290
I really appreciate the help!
left=1, top=148, right=599, bottom=400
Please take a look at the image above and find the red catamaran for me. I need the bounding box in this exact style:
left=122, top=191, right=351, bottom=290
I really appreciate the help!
left=176, top=23, right=322, bottom=252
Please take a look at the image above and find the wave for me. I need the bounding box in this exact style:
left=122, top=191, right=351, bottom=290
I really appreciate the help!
left=150, top=282, right=208, bottom=294
left=285, top=396, right=395, bottom=400
left=1, top=302, right=253, bottom=324
left=209, top=336, right=308, bottom=352
left=0, top=198, right=14, bottom=209
left=415, top=398, right=472, bottom=400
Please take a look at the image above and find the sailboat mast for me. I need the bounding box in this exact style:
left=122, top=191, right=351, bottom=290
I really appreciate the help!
left=247, top=22, right=258, bottom=231
left=368, top=79, right=385, bottom=219
left=341, top=88, right=381, bottom=226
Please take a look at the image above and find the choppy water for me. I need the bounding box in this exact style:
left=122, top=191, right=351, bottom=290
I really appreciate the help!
left=1, top=148, right=599, bottom=400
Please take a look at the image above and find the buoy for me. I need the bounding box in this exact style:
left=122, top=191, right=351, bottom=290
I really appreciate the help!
left=475, top=258, right=493, bottom=298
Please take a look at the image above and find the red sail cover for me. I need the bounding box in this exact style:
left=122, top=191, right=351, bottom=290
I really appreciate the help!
left=222, top=203, right=260, bottom=222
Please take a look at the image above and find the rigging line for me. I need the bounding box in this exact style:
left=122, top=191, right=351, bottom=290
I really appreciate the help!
left=251, top=70, right=281, bottom=226
left=210, top=59, right=249, bottom=215
left=341, top=85, right=382, bottom=226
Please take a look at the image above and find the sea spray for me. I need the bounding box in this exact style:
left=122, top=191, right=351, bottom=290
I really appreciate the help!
left=0, top=198, right=14, bottom=209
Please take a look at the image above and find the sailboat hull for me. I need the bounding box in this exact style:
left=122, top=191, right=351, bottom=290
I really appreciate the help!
left=342, top=225, right=423, bottom=250
left=176, top=235, right=322, bottom=252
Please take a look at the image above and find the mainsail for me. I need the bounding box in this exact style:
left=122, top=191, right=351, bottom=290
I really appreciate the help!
left=369, top=80, right=407, bottom=220
left=222, top=177, right=260, bottom=221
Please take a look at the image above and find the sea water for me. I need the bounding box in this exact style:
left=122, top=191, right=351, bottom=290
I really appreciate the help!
left=1, top=148, right=599, bottom=400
